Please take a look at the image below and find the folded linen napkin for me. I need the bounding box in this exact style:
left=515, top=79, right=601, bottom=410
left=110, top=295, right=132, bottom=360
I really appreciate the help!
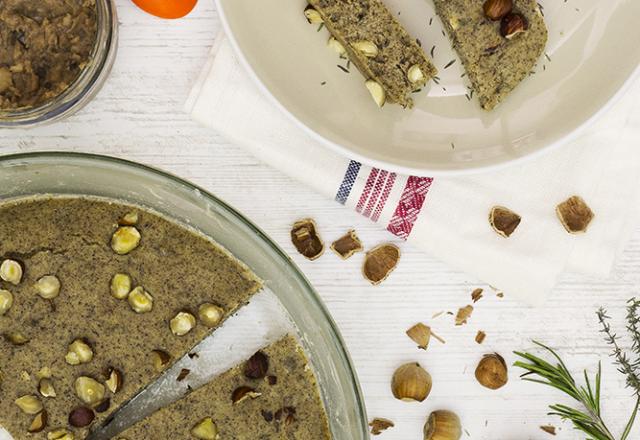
left=186, top=34, right=640, bottom=306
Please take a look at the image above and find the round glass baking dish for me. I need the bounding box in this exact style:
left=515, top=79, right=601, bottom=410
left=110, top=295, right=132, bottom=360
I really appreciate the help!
left=0, top=0, right=118, bottom=128
left=0, top=152, right=368, bottom=440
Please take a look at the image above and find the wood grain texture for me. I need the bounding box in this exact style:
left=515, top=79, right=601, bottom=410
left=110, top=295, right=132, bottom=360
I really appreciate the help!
left=1, top=1, right=639, bottom=439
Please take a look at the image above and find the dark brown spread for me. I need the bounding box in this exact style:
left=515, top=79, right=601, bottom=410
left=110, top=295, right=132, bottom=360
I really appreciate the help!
left=0, top=0, right=98, bottom=111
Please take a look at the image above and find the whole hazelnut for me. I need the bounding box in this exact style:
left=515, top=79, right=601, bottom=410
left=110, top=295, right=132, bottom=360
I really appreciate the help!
left=69, top=406, right=95, bottom=427
left=500, top=13, right=528, bottom=39
left=111, top=226, right=141, bottom=255
left=483, top=0, right=513, bottom=20
left=352, top=40, right=379, bottom=58
left=424, top=410, right=462, bottom=440
left=128, top=286, right=153, bottom=313
left=110, top=273, right=132, bottom=300
left=391, top=362, right=432, bottom=402
left=244, top=351, right=269, bottom=379
left=65, top=339, right=94, bottom=365
left=35, top=275, right=61, bottom=299
left=0, top=259, right=22, bottom=285
left=408, top=65, right=426, bottom=85
left=170, top=311, right=196, bottom=336
left=74, top=376, right=106, bottom=406
left=198, top=303, right=224, bottom=327
left=475, top=353, right=508, bottom=389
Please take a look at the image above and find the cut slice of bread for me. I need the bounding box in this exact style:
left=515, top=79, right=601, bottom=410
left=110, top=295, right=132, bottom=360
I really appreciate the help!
left=118, top=335, right=331, bottom=439
left=433, top=0, right=548, bottom=110
left=308, top=0, right=438, bottom=108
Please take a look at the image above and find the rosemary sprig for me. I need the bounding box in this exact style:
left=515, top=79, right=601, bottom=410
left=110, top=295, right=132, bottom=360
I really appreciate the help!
left=515, top=298, right=640, bottom=440
left=597, top=301, right=640, bottom=439
left=625, top=299, right=640, bottom=371
left=597, top=305, right=640, bottom=395
left=514, top=341, right=617, bottom=440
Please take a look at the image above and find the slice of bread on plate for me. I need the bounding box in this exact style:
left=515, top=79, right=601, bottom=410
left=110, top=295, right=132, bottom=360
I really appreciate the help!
left=307, top=0, right=438, bottom=108
left=433, top=0, right=548, bottom=110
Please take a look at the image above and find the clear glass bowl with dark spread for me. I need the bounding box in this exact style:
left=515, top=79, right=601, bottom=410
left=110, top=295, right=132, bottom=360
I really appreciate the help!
left=0, top=0, right=117, bottom=127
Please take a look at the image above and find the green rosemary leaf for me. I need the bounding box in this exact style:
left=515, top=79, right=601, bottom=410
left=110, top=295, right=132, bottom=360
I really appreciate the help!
left=533, top=340, right=576, bottom=379
left=569, top=420, right=611, bottom=440
left=596, top=362, right=602, bottom=413
left=524, top=379, right=571, bottom=394
left=549, top=404, right=591, bottom=421
left=583, top=370, right=597, bottom=411
left=621, top=397, right=640, bottom=440
left=514, top=350, right=563, bottom=374
left=514, top=364, right=578, bottom=398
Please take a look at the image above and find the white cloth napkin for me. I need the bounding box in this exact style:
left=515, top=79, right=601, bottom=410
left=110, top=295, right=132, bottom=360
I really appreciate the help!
left=186, top=34, right=640, bottom=306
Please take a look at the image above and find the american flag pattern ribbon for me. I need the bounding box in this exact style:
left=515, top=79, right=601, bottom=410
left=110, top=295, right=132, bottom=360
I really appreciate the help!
left=335, top=160, right=433, bottom=240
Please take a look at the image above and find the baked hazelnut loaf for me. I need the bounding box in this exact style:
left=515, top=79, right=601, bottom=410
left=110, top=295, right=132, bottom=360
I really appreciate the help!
left=119, top=335, right=331, bottom=439
left=307, top=0, right=437, bottom=108
left=0, top=196, right=261, bottom=439
left=432, top=0, right=548, bottom=110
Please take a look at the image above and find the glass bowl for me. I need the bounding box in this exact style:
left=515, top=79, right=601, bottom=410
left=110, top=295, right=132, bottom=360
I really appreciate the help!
left=0, top=0, right=118, bottom=128
left=0, top=152, right=369, bottom=440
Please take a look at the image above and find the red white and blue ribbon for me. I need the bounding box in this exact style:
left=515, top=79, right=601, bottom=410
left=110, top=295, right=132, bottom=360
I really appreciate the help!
left=335, top=160, right=434, bottom=240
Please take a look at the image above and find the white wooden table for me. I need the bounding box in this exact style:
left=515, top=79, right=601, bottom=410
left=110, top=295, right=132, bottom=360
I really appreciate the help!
left=2, top=2, right=640, bottom=438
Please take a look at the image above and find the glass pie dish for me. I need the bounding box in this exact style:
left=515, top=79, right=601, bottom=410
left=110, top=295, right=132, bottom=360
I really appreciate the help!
left=0, top=0, right=118, bottom=128
left=0, top=152, right=368, bottom=440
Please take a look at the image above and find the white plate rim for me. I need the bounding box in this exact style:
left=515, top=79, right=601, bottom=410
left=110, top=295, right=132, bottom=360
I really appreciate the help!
left=214, top=0, right=640, bottom=177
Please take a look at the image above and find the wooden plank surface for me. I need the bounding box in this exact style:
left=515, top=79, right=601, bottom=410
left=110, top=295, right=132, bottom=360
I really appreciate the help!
left=1, top=1, right=639, bottom=438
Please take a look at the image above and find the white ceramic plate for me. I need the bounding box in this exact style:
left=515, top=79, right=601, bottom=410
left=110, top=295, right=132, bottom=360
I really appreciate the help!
left=216, top=0, right=640, bottom=175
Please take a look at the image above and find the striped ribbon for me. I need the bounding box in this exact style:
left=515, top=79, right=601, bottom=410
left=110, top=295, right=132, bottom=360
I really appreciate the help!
left=335, top=160, right=433, bottom=240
